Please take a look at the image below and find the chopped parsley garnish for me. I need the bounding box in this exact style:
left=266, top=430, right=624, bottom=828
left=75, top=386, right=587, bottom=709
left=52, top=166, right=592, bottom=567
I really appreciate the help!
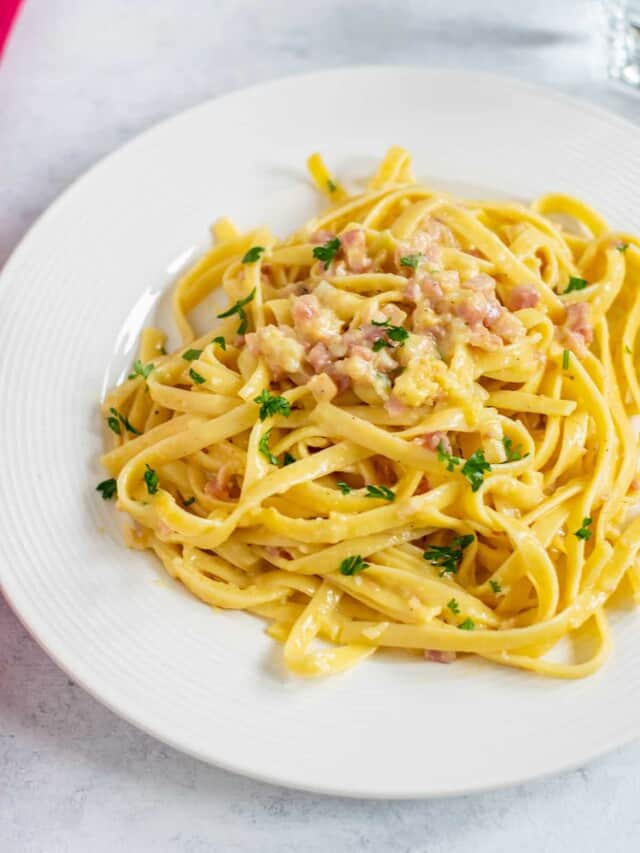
left=625, top=345, right=633, bottom=355
left=258, top=428, right=279, bottom=465
left=458, top=618, right=475, bottom=631
left=447, top=598, right=460, bottom=615
left=372, top=337, right=392, bottom=352
left=96, top=478, right=117, bottom=500
left=461, top=449, right=491, bottom=492
left=182, top=348, right=202, bottom=361
left=372, top=319, right=410, bottom=351
left=502, top=436, right=527, bottom=462
left=107, top=407, right=141, bottom=436
left=217, top=288, right=255, bottom=336
left=106, top=410, right=121, bottom=435
left=386, top=325, right=409, bottom=344
left=365, top=484, right=395, bottom=502
left=563, top=275, right=588, bottom=294
left=562, top=348, right=570, bottom=370
left=282, top=452, right=296, bottom=466
left=144, top=464, right=159, bottom=495
left=212, top=336, right=226, bottom=350
left=241, top=246, right=265, bottom=264
left=189, top=368, right=206, bottom=385
left=253, top=389, right=291, bottom=422
left=339, top=555, right=369, bottom=575
left=437, top=441, right=462, bottom=472
left=312, top=237, right=341, bottom=270
left=183, top=496, right=196, bottom=507
left=399, top=254, right=422, bottom=270
left=159, top=346, right=167, bottom=355
left=436, top=442, right=490, bottom=490
left=128, top=359, right=154, bottom=380
left=327, top=179, right=337, bottom=193
left=337, top=481, right=352, bottom=494
left=489, top=579, right=503, bottom=595
left=617, top=242, right=629, bottom=253
left=574, top=516, right=593, bottom=541
left=423, top=534, right=474, bottom=576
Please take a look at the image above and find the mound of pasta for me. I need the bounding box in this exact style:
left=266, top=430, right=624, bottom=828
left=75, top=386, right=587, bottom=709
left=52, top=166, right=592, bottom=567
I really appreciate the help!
left=98, top=147, right=640, bottom=678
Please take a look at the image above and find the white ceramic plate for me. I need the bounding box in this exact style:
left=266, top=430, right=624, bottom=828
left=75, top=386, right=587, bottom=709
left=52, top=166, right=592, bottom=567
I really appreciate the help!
left=2, top=67, right=639, bottom=798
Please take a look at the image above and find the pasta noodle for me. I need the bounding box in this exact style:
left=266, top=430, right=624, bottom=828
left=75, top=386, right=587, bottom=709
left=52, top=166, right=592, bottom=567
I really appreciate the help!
left=98, top=148, right=640, bottom=679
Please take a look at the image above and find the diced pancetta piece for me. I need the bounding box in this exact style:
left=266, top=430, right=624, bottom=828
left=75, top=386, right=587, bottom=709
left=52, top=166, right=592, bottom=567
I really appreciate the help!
left=506, top=284, right=540, bottom=310
left=341, top=229, right=372, bottom=273
left=563, top=302, right=593, bottom=350
left=418, top=431, right=451, bottom=453
left=307, top=342, right=332, bottom=373
left=204, top=462, right=239, bottom=501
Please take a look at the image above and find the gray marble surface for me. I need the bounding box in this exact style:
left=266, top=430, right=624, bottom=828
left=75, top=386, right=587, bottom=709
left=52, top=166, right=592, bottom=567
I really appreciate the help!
left=2, top=1, right=640, bottom=850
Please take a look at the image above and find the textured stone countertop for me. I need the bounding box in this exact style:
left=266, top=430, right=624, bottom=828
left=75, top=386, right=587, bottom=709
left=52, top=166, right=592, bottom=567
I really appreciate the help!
left=2, top=1, right=640, bottom=850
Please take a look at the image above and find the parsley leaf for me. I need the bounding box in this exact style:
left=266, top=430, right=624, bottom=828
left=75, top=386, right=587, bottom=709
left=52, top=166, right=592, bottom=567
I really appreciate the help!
left=386, top=325, right=409, bottom=344
left=372, top=337, right=392, bottom=352
left=617, top=242, right=629, bottom=253
left=489, top=579, right=503, bottom=595
left=327, top=179, right=337, bottom=193
left=625, top=345, right=633, bottom=355
left=562, top=348, right=571, bottom=370
left=217, top=289, right=255, bottom=336
left=282, top=452, right=296, bottom=466
left=339, top=555, right=369, bottom=575
left=107, top=407, right=141, bottom=436
left=312, top=237, right=341, bottom=270
left=189, top=368, right=206, bottom=385
left=212, top=336, right=226, bottom=350
left=447, top=598, right=460, bottom=615
left=461, top=449, right=491, bottom=492
left=503, top=436, right=527, bottom=462
left=96, top=478, right=117, bottom=500
left=258, top=428, right=279, bottom=465
left=182, top=348, right=202, bottom=361
left=106, top=411, right=121, bottom=435
left=365, top=484, right=395, bottom=502
left=437, top=440, right=462, bottom=472
left=128, top=359, right=154, bottom=380
left=400, top=254, right=422, bottom=270
left=242, top=246, right=265, bottom=264
left=423, top=534, right=474, bottom=576
left=563, top=275, right=588, bottom=294
left=574, top=516, right=593, bottom=541
left=372, top=319, right=410, bottom=351
left=458, top=618, right=475, bottom=631
left=458, top=534, right=477, bottom=550
left=337, top=481, right=352, bottom=494
left=253, top=389, right=291, bottom=422
left=144, top=464, right=159, bottom=495
left=437, top=443, right=491, bottom=490
left=183, top=496, right=196, bottom=507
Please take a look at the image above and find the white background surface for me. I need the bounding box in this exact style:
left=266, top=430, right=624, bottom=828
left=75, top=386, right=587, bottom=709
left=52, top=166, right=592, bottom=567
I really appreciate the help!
left=1, top=1, right=640, bottom=851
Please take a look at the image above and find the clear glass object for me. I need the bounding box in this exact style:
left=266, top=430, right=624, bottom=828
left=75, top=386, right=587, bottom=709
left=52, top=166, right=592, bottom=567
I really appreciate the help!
left=601, top=0, right=640, bottom=86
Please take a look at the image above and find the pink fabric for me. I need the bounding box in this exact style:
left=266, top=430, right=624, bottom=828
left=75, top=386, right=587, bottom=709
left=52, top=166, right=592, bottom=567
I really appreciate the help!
left=0, top=0, right=23, bottom=60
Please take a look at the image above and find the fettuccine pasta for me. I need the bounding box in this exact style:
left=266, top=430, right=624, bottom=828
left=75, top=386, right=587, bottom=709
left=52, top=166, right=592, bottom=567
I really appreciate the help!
left=98, top=147, right=640, bottom=678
